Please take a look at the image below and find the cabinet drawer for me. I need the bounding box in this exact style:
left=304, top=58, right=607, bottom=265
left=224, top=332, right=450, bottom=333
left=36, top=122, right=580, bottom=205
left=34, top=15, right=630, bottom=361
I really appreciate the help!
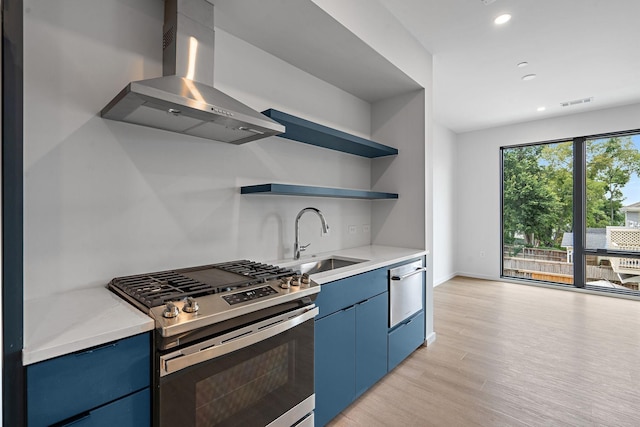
left=388, top=311, right=425, bottom=371
left=315, top=268, right=387, bottom=318
left=58, top=388, right=150, bottom=427
left=27, top=333, right=150, bottom=427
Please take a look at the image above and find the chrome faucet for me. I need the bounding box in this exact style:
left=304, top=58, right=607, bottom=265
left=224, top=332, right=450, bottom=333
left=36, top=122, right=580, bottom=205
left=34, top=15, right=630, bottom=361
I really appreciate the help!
left=294, top=207, right=330, bottom=260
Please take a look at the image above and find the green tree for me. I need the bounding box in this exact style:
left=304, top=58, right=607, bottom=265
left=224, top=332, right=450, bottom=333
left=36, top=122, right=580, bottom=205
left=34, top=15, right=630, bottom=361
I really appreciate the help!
left=587, top=137, right=640, bottom=225
left=503, top=146, right=561, bottom=247
left=541, top=142, right=573, bottom=245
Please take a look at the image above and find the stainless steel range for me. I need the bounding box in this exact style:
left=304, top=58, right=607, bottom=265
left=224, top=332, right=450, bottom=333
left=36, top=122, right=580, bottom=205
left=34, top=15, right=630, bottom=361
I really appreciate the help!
left=108, top=260, right=319, bottom=427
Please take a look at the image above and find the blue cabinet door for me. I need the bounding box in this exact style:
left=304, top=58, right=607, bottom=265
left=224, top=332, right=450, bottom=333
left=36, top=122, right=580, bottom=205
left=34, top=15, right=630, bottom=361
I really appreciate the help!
left=388, top=311, right=425, bottom=371
left=27, top=333, right=150, bottom=427
left=355, top=292, right=388, bottom=398
left=315, top=306, right=356, bottom=427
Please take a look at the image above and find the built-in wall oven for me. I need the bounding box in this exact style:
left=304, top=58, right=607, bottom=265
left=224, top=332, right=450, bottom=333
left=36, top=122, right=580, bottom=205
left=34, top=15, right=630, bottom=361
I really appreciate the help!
left=108, top=260, right=319, bottom=427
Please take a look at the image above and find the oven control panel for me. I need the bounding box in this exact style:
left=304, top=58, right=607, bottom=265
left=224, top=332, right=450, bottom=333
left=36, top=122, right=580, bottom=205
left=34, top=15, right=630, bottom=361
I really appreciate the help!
left=222, top=286, right=278, bottom=305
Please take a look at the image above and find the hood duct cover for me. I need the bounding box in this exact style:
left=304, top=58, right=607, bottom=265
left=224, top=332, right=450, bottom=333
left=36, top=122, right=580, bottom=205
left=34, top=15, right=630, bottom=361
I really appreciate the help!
left=101, top=0, right=284, bottom=144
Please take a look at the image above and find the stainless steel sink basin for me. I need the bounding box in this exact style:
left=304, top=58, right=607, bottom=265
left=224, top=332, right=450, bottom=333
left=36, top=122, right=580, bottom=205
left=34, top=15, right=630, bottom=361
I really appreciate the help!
left=291, top=257, right=365, bottom=275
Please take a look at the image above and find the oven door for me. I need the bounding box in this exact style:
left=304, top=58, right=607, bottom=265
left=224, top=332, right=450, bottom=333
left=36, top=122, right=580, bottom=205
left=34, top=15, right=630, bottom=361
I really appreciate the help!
left=156, top=305, right=318, bottom=427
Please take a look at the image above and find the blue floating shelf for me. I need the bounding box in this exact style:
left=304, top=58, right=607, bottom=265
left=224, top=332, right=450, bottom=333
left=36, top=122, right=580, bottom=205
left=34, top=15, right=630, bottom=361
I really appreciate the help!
left=262, top=109, right=398, bottom=158
left=241, top=184, right=398, bottom=200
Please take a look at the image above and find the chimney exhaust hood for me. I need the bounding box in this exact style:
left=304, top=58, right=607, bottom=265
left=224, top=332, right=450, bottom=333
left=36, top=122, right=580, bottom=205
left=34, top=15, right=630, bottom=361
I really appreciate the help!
left=101, top=0, right=284, bottom=144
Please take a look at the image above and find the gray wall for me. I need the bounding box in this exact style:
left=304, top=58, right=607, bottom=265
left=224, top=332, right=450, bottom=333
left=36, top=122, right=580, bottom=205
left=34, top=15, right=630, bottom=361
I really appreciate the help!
left=371, top=90, right=426, bottom=250
left=23, top=0, right=432, bottom=305
left=24, top=0, right=374, bottom=299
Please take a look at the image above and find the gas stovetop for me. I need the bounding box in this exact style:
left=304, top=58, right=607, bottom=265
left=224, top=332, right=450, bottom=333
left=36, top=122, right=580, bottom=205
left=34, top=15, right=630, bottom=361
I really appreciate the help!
left=108, top=260, right=320, bottom=338
left=109, top=260, right=296, bottom=309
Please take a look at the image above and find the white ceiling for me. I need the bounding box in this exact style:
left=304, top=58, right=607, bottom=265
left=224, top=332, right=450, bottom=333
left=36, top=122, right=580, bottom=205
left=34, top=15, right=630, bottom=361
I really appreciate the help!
left=380, top=0, right=640, bottom=133
left=212, top=0, right=640, bottom=134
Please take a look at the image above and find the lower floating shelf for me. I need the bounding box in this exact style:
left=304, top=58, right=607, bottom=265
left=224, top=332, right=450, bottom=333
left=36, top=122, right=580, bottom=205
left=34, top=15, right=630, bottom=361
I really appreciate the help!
left=240, top=184, right=398, bottom=200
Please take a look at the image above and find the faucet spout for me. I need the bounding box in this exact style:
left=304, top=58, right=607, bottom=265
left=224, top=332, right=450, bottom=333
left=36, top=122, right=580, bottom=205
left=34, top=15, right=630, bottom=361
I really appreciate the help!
left=294, top=207, right=329, bottom=260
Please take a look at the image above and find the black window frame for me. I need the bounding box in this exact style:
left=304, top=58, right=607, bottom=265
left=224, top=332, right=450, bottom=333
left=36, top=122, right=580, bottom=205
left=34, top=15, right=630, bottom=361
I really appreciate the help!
left=500, top=128, right=640, bottom=295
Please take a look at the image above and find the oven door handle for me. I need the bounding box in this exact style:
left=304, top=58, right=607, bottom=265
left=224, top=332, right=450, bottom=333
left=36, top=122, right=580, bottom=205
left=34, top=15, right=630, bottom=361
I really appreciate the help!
left=160, top=305, right=319, bottom=376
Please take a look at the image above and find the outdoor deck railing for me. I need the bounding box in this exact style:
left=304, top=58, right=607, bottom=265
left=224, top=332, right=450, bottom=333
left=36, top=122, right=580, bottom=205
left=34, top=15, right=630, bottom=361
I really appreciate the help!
left=606, top=227, right=640, bottom=275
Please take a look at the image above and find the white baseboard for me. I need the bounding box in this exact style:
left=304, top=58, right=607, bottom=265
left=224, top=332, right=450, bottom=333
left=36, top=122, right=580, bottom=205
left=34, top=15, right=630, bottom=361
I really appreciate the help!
left=454, top=271, right=498, bottom=281
left=424, top=331, right=437, bottom=346
left=434, top=273, right=457, bottom=287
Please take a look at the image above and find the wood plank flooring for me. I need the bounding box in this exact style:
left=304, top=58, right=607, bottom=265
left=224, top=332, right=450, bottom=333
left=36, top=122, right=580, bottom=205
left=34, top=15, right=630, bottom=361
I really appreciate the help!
left=327, top=276, right=640, bottom=427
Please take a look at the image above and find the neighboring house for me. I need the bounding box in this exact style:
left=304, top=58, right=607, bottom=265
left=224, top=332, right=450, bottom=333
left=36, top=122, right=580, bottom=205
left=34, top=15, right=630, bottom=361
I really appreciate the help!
left=621, top=201, right=640, bottom=228
left=561, top=226, right=640, bottom=286
left=560, top=228, right=607, bottom=263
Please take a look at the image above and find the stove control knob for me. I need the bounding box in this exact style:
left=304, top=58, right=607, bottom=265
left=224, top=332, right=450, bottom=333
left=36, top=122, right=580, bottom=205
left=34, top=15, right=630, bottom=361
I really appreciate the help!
left=279, top=277, right=291, bottom=289
left=183, top=297, right=199, bottom=314
left=290, top=275, right=301, bottom=287
left=162, top=302, right=180, bottom=319
left=301, top=273, right=311, bottom=286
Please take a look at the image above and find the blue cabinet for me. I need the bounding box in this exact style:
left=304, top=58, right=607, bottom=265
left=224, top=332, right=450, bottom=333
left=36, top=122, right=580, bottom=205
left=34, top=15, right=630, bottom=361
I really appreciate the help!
left=27, top=333, right=151, bottom=427
left=55, top=388, right=150, bottom=427
left=315, top=306, right=356, bottom=427
left=355, top=293, right=388, bottom=397
left=314, top=269, right=388, bottom=426
left=388, top=311, right=425, bottom=371
left=314, top=258, right=427, bottom=425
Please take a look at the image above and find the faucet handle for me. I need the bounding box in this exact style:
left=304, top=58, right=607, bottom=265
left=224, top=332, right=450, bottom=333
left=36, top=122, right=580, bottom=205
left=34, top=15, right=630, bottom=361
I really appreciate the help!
left=300, top=243, right=311, bottom=252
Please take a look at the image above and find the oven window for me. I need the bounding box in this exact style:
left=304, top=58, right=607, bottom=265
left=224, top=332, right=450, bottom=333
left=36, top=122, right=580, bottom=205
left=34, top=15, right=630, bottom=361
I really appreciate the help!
left=158, top=318, right=314, bottom=427
left=195, top=344, right=290, bottom=426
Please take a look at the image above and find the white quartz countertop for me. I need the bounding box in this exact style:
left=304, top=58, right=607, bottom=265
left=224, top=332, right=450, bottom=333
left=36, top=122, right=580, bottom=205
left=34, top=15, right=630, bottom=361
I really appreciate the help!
left=23, top=287, right=154, bottom=365
left=22, top=245, right=426, bottom=366
left=271, top=245, right=428, bottom=284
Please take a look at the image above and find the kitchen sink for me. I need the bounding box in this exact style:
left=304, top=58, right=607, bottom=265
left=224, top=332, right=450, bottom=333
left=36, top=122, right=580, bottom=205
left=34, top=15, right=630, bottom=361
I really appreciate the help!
left=291, top=257, right=366, bottom=275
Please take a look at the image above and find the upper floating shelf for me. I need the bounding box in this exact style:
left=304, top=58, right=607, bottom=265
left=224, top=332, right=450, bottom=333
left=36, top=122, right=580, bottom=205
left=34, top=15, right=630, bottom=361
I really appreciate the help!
left=241, top=183, right=398, bottom=200
left=262, top=109, right=398, bottom=158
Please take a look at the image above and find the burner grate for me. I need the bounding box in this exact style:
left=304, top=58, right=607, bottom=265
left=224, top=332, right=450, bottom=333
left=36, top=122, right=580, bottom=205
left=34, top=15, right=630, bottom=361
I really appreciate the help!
left=111, top=271, right=214, bottom=308
left=109, top=260, right=294, bottom=308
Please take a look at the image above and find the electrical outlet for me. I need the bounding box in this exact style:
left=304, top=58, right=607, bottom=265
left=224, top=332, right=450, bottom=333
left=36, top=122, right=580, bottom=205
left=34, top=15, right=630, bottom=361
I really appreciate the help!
left=363, top=224, right=370, bottom=233
left=348, top=225, right=357, bottom=234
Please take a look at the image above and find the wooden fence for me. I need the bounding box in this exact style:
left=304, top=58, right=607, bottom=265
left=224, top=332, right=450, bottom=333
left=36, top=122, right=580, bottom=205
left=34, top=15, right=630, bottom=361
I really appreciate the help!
left=503, top=246, right=567, bottom=263
left=503, top=258, right=622, bottom=284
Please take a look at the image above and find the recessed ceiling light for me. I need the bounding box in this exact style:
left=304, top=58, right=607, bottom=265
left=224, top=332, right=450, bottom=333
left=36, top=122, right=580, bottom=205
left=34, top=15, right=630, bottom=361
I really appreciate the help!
left=494, top=14, right=512, bottom=25
left=517, top=62, right=529, bottom=68
left=522, top=74, right=537, bottom=81
left=537, top=107, right=546, bottom=112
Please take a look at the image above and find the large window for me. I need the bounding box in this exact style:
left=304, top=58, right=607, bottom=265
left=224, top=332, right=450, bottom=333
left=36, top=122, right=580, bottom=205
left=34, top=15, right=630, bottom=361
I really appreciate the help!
left=501, top=131, right=640, bottom=296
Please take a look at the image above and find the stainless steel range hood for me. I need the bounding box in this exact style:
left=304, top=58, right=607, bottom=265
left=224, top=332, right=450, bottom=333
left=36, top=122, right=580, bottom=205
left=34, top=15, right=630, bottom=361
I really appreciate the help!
left=101, top=0, right=284, bottom=144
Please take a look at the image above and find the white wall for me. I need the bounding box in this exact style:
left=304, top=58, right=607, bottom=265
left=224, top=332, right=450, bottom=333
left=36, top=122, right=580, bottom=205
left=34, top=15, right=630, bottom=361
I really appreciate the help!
left=433, top=122, right=457, bottom=286
left=23, top=0, right=379, bottom=300
left=456, top=102, right=640, bottom=280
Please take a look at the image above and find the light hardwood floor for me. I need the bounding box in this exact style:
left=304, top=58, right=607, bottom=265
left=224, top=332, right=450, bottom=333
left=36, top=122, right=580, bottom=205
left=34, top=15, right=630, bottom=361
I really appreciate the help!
left=328, top=276, right=640, bottom=427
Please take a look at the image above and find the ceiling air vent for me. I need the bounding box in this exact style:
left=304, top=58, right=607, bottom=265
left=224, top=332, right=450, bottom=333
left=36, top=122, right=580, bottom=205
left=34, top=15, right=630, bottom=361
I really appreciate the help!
left=560, top=97, right=594, bottom=107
